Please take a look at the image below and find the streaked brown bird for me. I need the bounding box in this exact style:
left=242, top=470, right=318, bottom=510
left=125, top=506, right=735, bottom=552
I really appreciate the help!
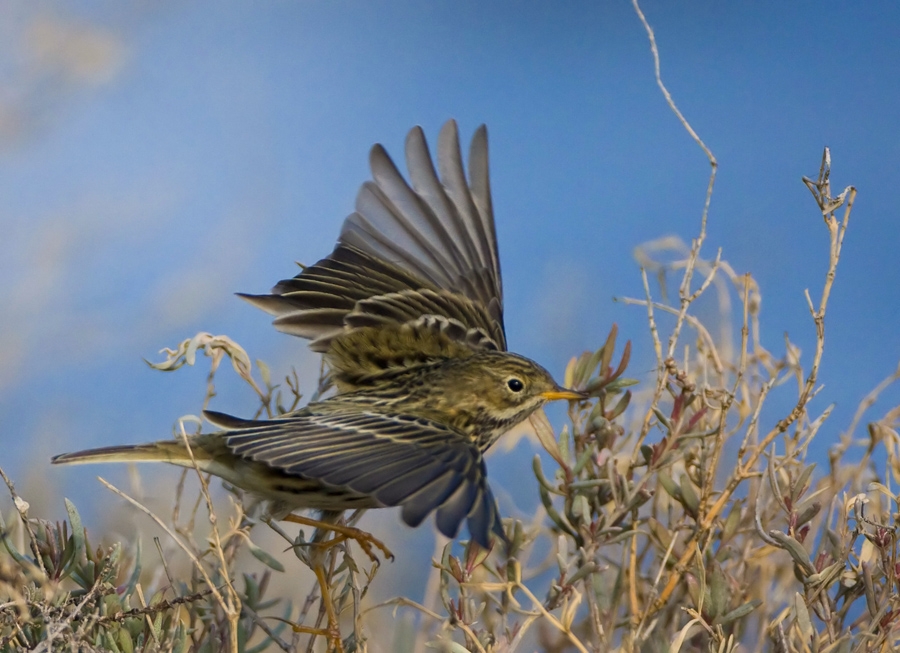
left=52, top=120, right=583, bottom=549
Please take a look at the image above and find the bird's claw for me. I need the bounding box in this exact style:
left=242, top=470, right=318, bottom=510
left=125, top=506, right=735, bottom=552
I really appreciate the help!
left=282, top=513, right=394, bottom=562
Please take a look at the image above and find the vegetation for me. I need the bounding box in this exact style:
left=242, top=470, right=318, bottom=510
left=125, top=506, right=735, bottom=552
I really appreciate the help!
left=3, top=6, right=897, bottom=652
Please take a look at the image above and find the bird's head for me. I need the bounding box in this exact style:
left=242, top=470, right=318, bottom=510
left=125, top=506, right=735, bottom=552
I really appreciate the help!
left=411, top=352, right=584, bottom=444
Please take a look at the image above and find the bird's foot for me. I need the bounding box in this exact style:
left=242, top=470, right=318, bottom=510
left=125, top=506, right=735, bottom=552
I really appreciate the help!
left=286, top=623, right=343, bottom=653
left=282, top=513, right=394, bottom=562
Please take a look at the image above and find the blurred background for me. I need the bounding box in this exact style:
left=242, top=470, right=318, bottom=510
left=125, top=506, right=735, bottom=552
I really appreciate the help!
left=2, top=0, right=900, bottom=615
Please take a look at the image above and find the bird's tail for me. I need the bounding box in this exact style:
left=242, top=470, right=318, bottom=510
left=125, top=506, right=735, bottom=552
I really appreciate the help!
left=51, top=441, right=203, bottom=467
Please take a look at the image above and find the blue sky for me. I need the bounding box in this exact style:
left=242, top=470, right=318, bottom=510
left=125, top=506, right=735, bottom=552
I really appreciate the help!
left=2, top=1, right=899, bottom=557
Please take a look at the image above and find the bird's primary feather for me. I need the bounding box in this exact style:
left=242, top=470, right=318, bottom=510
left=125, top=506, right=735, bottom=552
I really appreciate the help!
left=238, top=120, right=506, bottom=390
left=217, top=404, right=502, bottom=544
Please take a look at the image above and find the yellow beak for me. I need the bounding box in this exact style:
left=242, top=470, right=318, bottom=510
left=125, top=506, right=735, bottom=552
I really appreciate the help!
left=541, top=388, right=586, bottom=402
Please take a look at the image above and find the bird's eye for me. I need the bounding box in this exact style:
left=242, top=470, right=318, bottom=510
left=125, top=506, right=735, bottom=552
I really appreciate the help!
left=507, top=378, right=524, bottom=393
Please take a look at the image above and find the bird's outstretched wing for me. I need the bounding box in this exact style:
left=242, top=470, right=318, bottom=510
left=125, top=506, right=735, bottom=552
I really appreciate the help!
left=240, top=120, right=506, bottom=364
left=206, top=406, right=505, bottom=548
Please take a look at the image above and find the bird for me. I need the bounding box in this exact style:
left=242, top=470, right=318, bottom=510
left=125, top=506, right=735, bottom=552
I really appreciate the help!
left=52, top=120, right=583, bottom=551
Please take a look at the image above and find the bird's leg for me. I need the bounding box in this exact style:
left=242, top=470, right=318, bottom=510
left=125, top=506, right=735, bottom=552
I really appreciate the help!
left=313, top=561, right=344, bottom=653
left=278, top=518, right=345, bottom=653
left=285, top=623, right=339, bottom=649
left=283, top=560, right=344, bottom=652
left=282, top=513, right=394, bottom=562
left=279, top=512, right=391, bottom=651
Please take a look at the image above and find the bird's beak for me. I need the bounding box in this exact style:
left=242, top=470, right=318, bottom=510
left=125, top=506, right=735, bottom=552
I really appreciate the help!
left=541, top=387, right=586, bottom=402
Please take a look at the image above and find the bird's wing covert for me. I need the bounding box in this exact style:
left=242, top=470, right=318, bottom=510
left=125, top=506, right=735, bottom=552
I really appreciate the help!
left=209, top=407, right=504, bottom=547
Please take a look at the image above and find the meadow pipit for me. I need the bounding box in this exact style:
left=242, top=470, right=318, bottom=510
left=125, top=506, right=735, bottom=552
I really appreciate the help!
left=53, top=120, right=583, bottom=549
